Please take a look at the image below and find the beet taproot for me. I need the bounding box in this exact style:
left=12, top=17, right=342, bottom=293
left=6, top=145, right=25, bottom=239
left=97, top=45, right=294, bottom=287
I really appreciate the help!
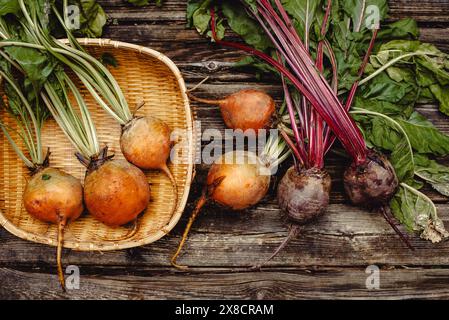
left=171, top=151, right=271, bottom=269
left=253, top=166, right=331, bottom=269
left=120, top=116, right=178, bottom=220
left=24, top=166, right=84, bottom=290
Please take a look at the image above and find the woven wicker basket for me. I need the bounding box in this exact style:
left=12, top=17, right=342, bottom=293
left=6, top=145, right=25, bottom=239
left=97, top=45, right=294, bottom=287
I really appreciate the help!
left=0, top=39, right=194, bottom=251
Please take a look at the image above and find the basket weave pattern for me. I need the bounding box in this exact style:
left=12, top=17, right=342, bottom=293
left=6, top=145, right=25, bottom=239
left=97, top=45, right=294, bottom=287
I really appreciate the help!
left=0, top=39, right=194, bottom=251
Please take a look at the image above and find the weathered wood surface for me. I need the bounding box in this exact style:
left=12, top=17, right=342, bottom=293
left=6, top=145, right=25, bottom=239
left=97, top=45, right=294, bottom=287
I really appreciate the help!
left=1, top=0, right=449, bottom=300
left=3, top=266, right=449, bottom=300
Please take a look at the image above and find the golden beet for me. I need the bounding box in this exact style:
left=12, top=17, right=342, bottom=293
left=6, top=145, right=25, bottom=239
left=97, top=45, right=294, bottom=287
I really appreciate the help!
left=188, top=89, right=275, bottom=133
left=120, top=116, right=178, bottom=221
left=84, top=160, right=151, bottom=227
left=121, top=116, right=171, bottom=170
left=219, top=89, right=275, bottom=133
left=207, top=151, right=270, bottom=210
left=23, top=167, right=84, bottom=291
left=23, top=167, right=84, bottom=224
left=171, top=151, right=270, bottom=269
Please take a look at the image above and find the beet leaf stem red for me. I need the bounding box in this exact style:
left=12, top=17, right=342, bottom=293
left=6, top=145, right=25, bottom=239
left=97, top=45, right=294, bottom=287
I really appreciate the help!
left=234, top=1, right=367, bottom=164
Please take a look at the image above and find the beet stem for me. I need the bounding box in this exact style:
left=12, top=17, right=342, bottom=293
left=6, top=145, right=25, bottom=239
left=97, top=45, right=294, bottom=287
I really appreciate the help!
left=380, top=205, right=415, bottom=251
left=57, top=217, right=67, bottom=292
left=171, top=188, right=208, bottom=270
left=344, top=29, right=379, bottom=112
left=324, top=29, right=379, bottom=153
left=187, top=76, right=210, bottom=93
left=279, top=58, right=308, bottom=167
left=83, top=146, right=114, bottom=174
left=280, top=129, right=303, bottom=169
left=75, top=152, right=90, bottom=168
left=186, top=91, right=226, bottom=106
left=252, top=224, right=301, bottom=270
left=161, top=164, right=179, bottom=222
left=96, top=219, right=139, bottom=242
left=254, top=1, right=367, bottom=163
left=310, top=0, right=332, bottom=169
left=132, top=100, right=145, bottom=117
left=323, top=40, right=339, bottom=93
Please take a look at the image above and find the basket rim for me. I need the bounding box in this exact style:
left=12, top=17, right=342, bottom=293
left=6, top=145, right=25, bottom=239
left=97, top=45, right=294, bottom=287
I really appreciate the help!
left=0, top=38, right=194, bottom=251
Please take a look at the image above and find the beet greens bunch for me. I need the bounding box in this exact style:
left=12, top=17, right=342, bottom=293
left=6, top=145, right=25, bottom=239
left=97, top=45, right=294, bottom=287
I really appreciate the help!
left=187, top=0, right=449, bottom=244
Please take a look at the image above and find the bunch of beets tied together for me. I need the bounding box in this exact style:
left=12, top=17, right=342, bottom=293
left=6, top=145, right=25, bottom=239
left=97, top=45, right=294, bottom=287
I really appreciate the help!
left=174, top=0, right=449, bottom=268
left=0, top=0, right=178, bottom=290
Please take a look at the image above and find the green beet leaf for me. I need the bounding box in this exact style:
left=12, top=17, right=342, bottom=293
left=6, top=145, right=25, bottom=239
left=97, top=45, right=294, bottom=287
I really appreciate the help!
left=0, top=0, right=20, bottom=15
left=391, top=183, right=449, bottom=243
left=222, top=1, right=271, bottom=51
left=414, top=154, right=449, bottom=197
left=377, top=18, right=419, bottom=40
left=281, top=0, right=323, bottom=43
left=430, top=84, right=449, bottom=116
left=69, top=0, right=107, bottom=37
left=398, top=112, right=449, bottom=156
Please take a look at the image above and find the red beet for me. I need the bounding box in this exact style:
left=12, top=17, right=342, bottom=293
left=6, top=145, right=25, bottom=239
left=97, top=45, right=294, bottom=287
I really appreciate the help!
left=344, top=149, right=398, bottom=207
left=253, top=166, right=331, bottom=268
left=278, top=167, right=331, bottom=224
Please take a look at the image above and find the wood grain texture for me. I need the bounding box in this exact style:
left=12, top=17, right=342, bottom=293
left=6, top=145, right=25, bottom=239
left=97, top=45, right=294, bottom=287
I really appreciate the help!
left=99, top=0, right=449, bottom=23
left=2, top=202, right=449, bottom=267
left=1, top=0, right=449, bottom=299
left=2, top=266, right=449, bottom=300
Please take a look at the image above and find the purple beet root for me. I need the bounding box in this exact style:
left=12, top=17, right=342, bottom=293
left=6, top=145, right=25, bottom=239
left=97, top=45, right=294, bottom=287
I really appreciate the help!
left=278, top=167, right=332, bottom=224
left=344, top=149, right=398, bottom=207
left=253, top=166, right=331, bottom=269
left=343, top=150, right=414, bottom=250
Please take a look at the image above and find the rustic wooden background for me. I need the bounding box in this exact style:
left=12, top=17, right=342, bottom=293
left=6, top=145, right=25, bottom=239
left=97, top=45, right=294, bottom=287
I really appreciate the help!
left=1, top=0, right=449, bottom=300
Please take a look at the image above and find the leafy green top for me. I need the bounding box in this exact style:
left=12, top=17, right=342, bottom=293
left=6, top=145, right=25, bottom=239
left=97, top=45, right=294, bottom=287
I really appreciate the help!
left=186, top=0, right=449, bottom=242
left=0, top=56, right=48, bottom=169
left=0, top=0, right=107, bottom=37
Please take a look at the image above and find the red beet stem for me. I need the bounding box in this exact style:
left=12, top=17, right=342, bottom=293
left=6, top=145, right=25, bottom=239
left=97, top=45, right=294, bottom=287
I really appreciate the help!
left=325, top=29, right=379, bottom=154
left=211, top=4, right=367, bottom=166
left=345, top=28, right=379, bottom=111
left=310, top=0, right=332, bottom=169
left=381, top=205, right=415, bottom=251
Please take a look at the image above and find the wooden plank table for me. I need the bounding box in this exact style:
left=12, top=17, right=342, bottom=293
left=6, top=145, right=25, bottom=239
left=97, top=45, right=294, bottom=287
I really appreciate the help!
left=1, top=0, right=449, bottom=300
